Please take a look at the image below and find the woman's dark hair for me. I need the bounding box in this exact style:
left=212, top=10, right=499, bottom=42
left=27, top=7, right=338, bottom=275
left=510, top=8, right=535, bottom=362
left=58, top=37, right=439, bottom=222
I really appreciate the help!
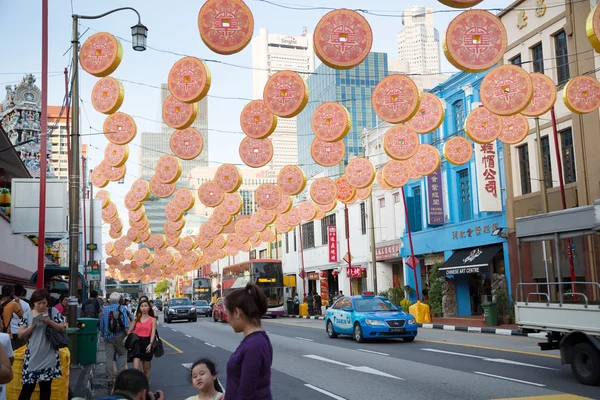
left=30, top=289, right=51, bottom=305
left=190, top=358, right=222, bottom=392
left=139, top=296, right=149, bottom=303
left=134, top=300, right=155, bottom=322
left=57, top=294, right=67, bottom=304
left=224, top=283, right=267, bottom=325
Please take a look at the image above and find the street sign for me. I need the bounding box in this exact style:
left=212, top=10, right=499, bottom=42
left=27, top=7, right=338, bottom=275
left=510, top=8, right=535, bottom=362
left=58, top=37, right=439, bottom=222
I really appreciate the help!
left=87, top=243, right=98, bottom=251
left=405, top=255, right=420, bottom=269
left=343, top=253, right=354, bottom=264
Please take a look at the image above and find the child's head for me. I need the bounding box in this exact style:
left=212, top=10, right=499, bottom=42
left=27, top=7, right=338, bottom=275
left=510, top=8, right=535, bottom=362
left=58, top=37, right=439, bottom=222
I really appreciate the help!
left=190, top=358, right=220, bottom=393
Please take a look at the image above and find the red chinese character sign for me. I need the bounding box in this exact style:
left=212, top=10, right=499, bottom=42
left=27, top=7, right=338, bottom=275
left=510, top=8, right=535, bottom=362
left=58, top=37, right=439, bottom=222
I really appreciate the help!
left=328, top=226, right=338, bottom=262
left=345, top=266, right=363, bottom=278
left=475, top=141, right=502, bottom=212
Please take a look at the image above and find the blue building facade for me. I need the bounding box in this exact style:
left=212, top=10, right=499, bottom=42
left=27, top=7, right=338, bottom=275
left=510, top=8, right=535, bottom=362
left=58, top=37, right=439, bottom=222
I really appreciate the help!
left=400, top=71, right=511, bottom=318
left=298, top=52, right=388, bottom=178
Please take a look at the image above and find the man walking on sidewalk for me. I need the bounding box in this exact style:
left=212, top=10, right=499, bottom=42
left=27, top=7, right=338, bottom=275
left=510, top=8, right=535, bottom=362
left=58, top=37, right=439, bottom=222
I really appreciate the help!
left=99, top=292, right=130, bottom=386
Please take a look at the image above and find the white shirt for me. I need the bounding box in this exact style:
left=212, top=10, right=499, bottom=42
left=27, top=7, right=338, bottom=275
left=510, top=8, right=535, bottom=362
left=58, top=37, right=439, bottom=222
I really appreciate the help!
left=0, top=332, right=14, bottom=400
left=10, top=299, right=30, bottom=334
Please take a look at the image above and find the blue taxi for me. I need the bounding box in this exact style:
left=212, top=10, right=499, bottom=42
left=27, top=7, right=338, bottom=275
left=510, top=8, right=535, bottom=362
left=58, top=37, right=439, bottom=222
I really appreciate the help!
left=324, top=292, right=418, bottom=343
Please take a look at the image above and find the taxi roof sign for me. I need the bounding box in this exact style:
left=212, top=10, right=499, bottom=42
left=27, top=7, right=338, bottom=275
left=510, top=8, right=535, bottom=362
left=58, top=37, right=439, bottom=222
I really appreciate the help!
left=362, top=291, right=374, bottom=297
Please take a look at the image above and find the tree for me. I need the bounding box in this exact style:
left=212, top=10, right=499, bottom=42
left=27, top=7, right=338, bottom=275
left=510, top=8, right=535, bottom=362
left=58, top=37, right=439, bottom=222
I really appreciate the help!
left=154, top=279, right=169, bottom=297
left=427, top=263, right=443, bottom=316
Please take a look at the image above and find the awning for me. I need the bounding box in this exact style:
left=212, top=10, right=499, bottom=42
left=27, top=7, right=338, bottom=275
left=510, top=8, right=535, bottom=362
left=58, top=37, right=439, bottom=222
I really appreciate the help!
left=439, top=244, right=503, bottom=277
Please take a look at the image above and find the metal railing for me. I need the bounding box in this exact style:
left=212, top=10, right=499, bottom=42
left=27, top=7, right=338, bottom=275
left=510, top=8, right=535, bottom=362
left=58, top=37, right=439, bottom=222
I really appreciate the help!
left=516, top=282, right=600, bottom=308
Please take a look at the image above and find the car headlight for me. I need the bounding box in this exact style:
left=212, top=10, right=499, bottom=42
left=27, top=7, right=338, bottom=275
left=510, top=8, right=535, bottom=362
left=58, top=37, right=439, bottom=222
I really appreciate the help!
left=407, top=318, right=416, bottom=325
left=365, top=319, right=386, bottom=326
left=168, top=309, right=175, bottom=314
left=190, top=307, right=196, bottom=312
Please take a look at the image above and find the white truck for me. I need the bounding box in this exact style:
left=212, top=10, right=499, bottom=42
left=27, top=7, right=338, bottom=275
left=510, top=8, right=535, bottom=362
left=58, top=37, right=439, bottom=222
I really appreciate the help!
left=514, top=201, right=600, bottom=386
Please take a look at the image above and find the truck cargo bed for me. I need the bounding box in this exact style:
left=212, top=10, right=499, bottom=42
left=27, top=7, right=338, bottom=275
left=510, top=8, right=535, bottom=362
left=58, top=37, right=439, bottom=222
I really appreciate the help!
left=516, top=301, right=600, bottom=335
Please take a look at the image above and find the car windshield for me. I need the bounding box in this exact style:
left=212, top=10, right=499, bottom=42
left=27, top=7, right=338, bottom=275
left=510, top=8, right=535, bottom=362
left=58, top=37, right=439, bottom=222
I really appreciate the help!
left=169, top=299, right=191, bottom=306
left=354, top=298, right=399, bottom=312
left=194, top=301, right=209, bottom=306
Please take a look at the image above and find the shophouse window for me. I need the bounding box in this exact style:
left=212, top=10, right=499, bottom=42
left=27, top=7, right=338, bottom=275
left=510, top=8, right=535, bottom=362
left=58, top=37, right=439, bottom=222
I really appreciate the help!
left=302, top=222, right=315, bottom=249
left=518, top=144, right=532, bottom=195
left=457, top=169, right=472, bottom=221
left=393, top=192, right=400, bottom=203
left=321, top=214, right=336, bottom=245
left=285, top=233, right=289, bottom=253
left=259, top=249, right=267, bottom=259
left=554, top=31, right=570, bottom=85
left=378, top=198, right=385, bottom=208
left=453, top=100, right=465, bottom=133
left=510, top=53, right=522, bottom=66
left=541, top=136, right=553, bottom=189
left=531, top=43, right=544, bottom=73
left=407, top=186, right=423, bottom=232
left=360, top=202, right=367, bottom=235
left=561, top=128, right=576, bottom=184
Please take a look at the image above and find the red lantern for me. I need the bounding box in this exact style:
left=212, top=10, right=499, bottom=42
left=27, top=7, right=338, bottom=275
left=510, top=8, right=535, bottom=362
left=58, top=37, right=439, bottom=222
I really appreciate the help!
left=331, top=270, right=338, bottom=277
left=320, top=271, right=327, bottom=278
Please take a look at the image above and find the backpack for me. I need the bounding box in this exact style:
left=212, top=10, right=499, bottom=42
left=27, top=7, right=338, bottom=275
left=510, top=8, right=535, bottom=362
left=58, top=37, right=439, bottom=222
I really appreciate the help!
left=83, top=299, right=99, bottom=318
left=108, top=307, right=125, bottom=334
left=0, top=300, right=11, bottom=333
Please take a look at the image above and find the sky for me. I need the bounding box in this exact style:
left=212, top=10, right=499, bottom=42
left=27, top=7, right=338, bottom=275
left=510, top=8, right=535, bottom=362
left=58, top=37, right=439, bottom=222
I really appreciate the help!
left=0, top=0, right=507, bottom=242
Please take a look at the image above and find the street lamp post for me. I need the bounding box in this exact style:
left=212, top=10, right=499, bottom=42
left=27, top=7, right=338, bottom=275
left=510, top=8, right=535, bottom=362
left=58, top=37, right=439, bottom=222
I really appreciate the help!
left=67, top=8, right=147, bottom=360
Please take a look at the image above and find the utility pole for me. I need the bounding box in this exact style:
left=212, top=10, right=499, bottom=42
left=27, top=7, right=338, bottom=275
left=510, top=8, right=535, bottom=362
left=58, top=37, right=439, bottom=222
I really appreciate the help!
left=368, top=193, right=378, bottom=294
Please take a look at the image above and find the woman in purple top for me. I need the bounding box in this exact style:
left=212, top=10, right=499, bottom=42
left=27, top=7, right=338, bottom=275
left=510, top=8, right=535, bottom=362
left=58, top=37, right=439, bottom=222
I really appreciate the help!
left=224, top=283, right=273, bottom=400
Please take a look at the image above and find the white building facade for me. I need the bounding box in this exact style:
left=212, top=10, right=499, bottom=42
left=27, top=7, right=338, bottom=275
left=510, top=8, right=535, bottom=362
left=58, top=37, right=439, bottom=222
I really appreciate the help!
left=396, top=5, right=441, bottom=76
left=251, top=28, right=315, bottom=171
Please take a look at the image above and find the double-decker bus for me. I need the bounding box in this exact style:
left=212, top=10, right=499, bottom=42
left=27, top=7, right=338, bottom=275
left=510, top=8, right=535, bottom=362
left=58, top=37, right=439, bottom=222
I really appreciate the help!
left=221, top=259, right=284, bottom=317
left=193, top=277, right=212, bottom=302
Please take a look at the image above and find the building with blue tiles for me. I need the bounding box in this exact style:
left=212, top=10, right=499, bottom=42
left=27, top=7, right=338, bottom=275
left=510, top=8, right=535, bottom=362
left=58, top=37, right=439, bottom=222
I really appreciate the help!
left=399, top=71, right=511, bottom=318
left=297, top=52, right=388, bottom=179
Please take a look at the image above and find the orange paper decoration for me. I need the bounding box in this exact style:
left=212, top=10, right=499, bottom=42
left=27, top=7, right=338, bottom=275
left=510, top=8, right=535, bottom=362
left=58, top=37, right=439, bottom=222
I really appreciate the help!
left=372, top=74, right=421, bottom=124
left=405, top=92, right=445, bottom=134
left=103, top=112, right=137, bottom=145
left=198, top=181, right=224, bottom=208
left=522, top=73, right=557, bottom=117
left=214, top=164, right=243, bottom=193
left=198, top=0, right=254, bottom=55
left=498, top=114, right=529, bottom=145
left=382, top=161, right=410, bottom=188
left=408, top=144, right=441, bottom=176
left=310, top=177, right=338, bottom=205
left=345, top=158, right=375, bottom=189
left=150, top=175, right=176, bottom=199
left=335, top=176, right=356, bottom=203
left=170, top=128, right=204, bottom=160
left=173, top=188, right=195, bottom=211
left=312, top=102, right=351, bottom=142
left=563, top=75, right=600, bottom=114
left=383, top=125, right=420, bottom=161
left=255, top=184, right=281, bottom=210
left=91, top=77, right=124, bottom=114
left=168, top=56, right=211, bottom=104
left=277, top=165, right=307, bottom=196
left=240, top=100, right=277, bottom=139
left=480, top=65, right=534, bottom=116
left=155, top=155, right=182, bottom=184
left=263, top=70, right=309, bottom=118
left=310, top=138, right=346, bottom=167
left=443, top=136, right=473, bottom=165
left=239, top=137, right=273, bottom=168
left=465, top=106, right=503, bottom=144
left=79, top=32, right=123, bottom=77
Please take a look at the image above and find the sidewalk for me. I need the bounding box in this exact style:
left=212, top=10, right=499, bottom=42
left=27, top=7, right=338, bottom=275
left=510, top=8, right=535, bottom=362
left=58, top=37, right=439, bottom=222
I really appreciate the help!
left=69, top=338, right=111, bottom=399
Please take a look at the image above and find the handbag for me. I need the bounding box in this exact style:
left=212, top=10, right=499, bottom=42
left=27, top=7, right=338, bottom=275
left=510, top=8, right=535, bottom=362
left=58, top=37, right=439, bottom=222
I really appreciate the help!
left=45, top=309, right=69, bottom=350
left=152, top=330, right=164, bottom=358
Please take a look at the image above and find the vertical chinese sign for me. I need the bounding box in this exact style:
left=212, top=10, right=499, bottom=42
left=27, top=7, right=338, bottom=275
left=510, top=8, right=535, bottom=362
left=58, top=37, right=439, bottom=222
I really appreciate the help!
left=328, top=226, right=338, bottom=262
left=427, top=168, right=445, bottom=225
left=475, top=141, right=502, bottom=212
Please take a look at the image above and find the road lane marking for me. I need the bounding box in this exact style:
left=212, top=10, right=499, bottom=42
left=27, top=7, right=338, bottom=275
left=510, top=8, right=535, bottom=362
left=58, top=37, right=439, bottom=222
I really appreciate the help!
left=161, top=338, right=183, bottom=354
left=262, top=320, right=322, bottom=329
left=421, top=348, right=558, bottom=370
left=357, top=349, right=389, bottom=356
left=171, top=329, right=177, bottom=332
left=473, top=371, right=546, bottom=387
left=185, top=334, right=192, bottom=338
left=304, top=384, right=347, bottom=400
left=295, top=337, right=314, bottom=342
left=205, top=342, right=217, bottom=348
left=303, top=354, right=404, bottom=380
left=303, top=354, right=352, bottom=367
left=417, top=339, right=561, bottom=359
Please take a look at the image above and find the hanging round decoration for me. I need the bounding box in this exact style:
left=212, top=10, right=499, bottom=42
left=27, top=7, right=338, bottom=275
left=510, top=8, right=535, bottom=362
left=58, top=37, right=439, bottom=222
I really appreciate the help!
left=212, top=234, right=226, bottom=250
left=215, top=164, right=243, bottom=193
left=103, top=112, right=137, bottom=145
left=313, top=9, right=373, bottom=69
left=316, top=200, right=337, bottom=213
left=437, top=0, right=483, bottom=8
left=480, top=65, right=534, bottom=116
left=102, top=202, right=118, bottom=221
left=382, top=161, right=410, bottom=188
left=103, top=143, right=129, bottom=168
left=587, top=5, right=600, bottom=53
left=263, top=70, right=309, bottom=118
left=498, top=114, right=529, bottom=145
left=310, top=177, right=338, bottom=205
left=355, top=186, right=372, bottom=201
left=138, top=230, right=152, bottom=244
left=206, top=220, right=224, bottom=237
left=198, top=181, right=224, bottom=207
left=409, top=144, right=441, bottom=176
left=443, top=136, right=473, bottom=166
left=195, top=235, right=212, bottom=249
left=250, top=232, right=261, bottom=245
left=345, top=158, right=375, bottom=189
left=240, top=100, right=278, bottom=139
left=372, top=74, right=421, bottom=124
left=180, top=236, right=196, bottom=252
left=166, top=235, right=181, bottom=248
left=335, top=177, right=356, bottom=203
left=257, top=207, right=278, bottom=224
left=79, top=32, right=123, bottom=77
left=131, top=179, right=151, bottom=202
left=239, top=137, right=273, bottom=168
left=239, top=219, right=256, bottom=238
left=383, top=125, right=420, bottom=161
left=405, top=92, right=445, bottom=134
left=315, top=211, right=326, bottom=220
left=310, top=138, right=346, bottom=167
left=164, top=221, right=182, bottom=237
left=124, top=191, right=141, bottom=212
left=275, top=220, right=291, bottom=234
left=262, top=229, right=276, bottom=243
left=277, top=165, right=307, bottom=196
left=376, top=169, right=393, bottom=190
left=129, top=207, right=145, bottom=223
left=95, top=190, right=110, bottom=208
left=150, top=175, right=177, bottom=199
left=155, top=155, right=182, bottom=184
left=91, top=77, right=124, bottom=115
left=563, top=75, right=600, bottom=114
left=213, top=206, right=233, bottom=226
left=274, top=194, right=293, bottom=214
left=409, top=165, right=422, bottom=181
left=100, top=160, right=126, bottom=182
left=162, top=95, right=198, bottom=130
left=255, top=183, right=281, bottom=210
left=250, top=214, right=267, bottom=232
left=129, top=216, right=148, bottom=230
left=170, top=128, right=204, bottom=161
left=173, top=188, right=195, bottom=211
left=222, top=192, right=243, bottom=215
left=91, top=167, right=109, bottom=188
left=105, top=242, right=115, bottom=256
left=104, top=211, right=120, bottom=225
left=298, top=201, right=317, bottom=221
left=465, top=106, right=503, bottom=144
left=522, top=73, right=558, bottom=117
left=284, top=208, right=302, bottom=226
left=109, top=229, right=121, bottom=240
left=198, top=0, right=254, bottom=55
left=168, top=56, right=211, bottom=104
left=312, top=102, right=351, bottom=142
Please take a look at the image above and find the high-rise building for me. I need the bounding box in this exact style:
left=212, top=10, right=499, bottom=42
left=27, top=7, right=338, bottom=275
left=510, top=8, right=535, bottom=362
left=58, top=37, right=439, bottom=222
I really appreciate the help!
left=140, top=87, right=209, bottom=234
left=396, top=5, right=441, bottom=76
left=251, top=28, right=315, bottom=171
left=48, top=106, right=69, bottom=179
left=297, top=52, right=388, bottom=179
